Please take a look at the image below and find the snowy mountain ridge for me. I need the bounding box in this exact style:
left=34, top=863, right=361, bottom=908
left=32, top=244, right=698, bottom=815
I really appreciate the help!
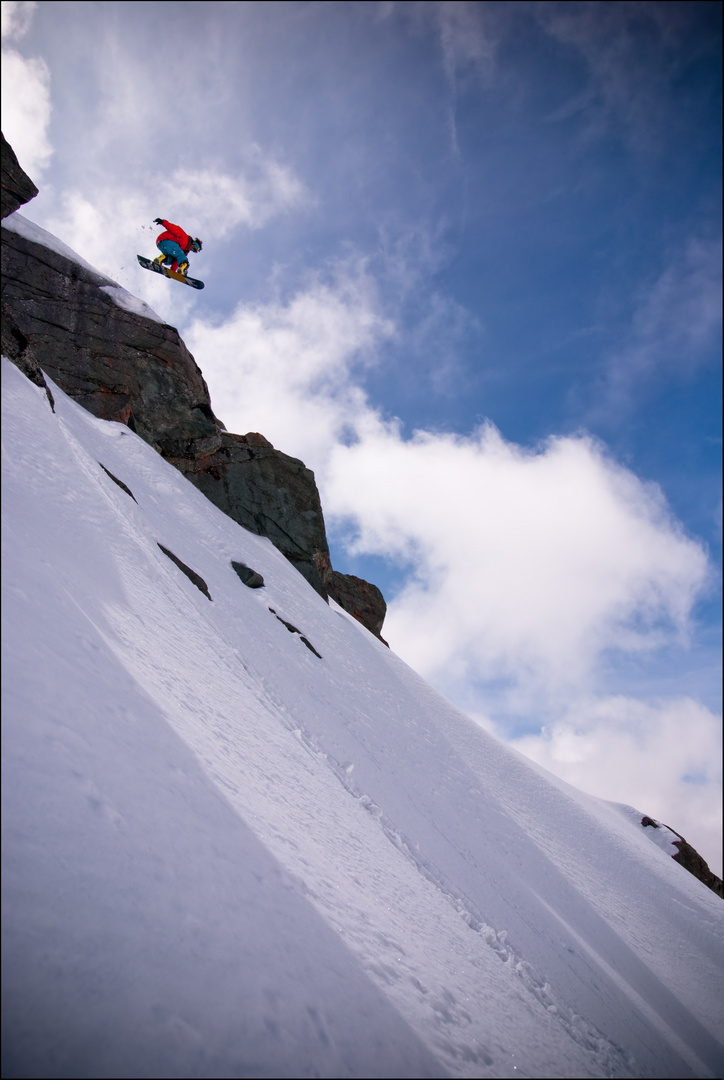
left=3, top=353, right=724, bottom=1078
left=2, top=136, right=724, bottom=1078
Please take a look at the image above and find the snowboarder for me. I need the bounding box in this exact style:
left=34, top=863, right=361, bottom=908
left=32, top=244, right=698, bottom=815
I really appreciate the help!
left=152, top=218, right=202, bottom=276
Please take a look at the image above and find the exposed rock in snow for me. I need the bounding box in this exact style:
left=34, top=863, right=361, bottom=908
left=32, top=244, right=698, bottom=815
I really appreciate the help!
left=231, top=560, right=265, bottom=588
left=322, top=567, right=388, bottom=642
left=641, top=816, right=724, bottom=898
left=157, top=544, right=212, bottom=601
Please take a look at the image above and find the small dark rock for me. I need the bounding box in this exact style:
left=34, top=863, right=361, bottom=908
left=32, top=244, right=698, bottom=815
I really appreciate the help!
left=99, top=464, right=136, bottom=502
left=300, top=636, right=322, bottom=659
left=231, top=561, right=265, bottom=588
left=268, top=608, right=321, bottom=658
left=157, top=544, right=211, bottom=601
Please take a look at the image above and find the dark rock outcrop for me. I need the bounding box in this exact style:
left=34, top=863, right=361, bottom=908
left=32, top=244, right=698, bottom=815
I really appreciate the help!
left=1, top=132, right=38, bottom=219
left=1, top=137, right=386, bottom=637
left=172, top=432, right=330, bottom=595
left=670, top=834, right=723, bottom=899
left=641, top=816, right=723, bottom=898
left=1, top=297, right=51, bottom=402
left=231, top=562, right=265, bottom=589
left=324, top=569, right=387, bottom=641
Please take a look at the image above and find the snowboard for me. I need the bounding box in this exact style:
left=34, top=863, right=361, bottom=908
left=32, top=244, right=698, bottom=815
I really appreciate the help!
left=137, top=255, right=204, bottom=290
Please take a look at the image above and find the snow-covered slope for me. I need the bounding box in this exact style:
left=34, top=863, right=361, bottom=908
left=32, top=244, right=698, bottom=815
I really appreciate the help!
left=2, top=357, right=723, bottom=1079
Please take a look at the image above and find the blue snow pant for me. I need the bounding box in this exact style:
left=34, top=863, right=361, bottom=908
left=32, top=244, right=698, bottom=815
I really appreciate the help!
left=156, top=238, right=186, bottom=270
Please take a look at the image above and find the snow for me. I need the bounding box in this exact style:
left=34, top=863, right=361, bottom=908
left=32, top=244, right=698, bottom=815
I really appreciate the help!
left=3, top=211, right=166, bottom=324
left=97, top=284, right=166, bottom=325
left=2, top=354, right=724, bottom=1080
left=3, top=210, right=116, bottom=277
left=637, top=815, right=689, bottom=858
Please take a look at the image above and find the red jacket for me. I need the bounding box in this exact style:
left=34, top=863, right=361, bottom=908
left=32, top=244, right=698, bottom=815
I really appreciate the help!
left=156, top=220, right=192, bottom=253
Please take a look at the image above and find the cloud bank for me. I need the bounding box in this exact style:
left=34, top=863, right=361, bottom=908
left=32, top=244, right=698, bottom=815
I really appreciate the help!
left=1, top=1, right=52, bottom=178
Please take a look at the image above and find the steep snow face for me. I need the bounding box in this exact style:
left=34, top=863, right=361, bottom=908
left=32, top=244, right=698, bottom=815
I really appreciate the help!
left=2, top=357, right=723, bottom=1080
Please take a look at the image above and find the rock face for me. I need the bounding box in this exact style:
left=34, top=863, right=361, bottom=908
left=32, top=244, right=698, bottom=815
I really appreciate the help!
left=670, top=835, right=724, bottom=899
left=1, top=132, right=38, bottom=219
left=0, top=136, right=386, bottom=637
left=172, top=431, right=331, bottom=594
left=324, top=569, right=388, bottom=641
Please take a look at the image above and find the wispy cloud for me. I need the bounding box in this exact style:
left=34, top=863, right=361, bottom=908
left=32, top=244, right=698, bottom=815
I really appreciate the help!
left=1, top=1, right=52, bottom=178
left=158, top=155, right=310, bottom=236
left=433, top=0, right=496, bottom=86
left=589, top=237, right=722, bottom=422
left=533, top=0, right=716, bottom=150
left=402, top=1, right=498, bottom=158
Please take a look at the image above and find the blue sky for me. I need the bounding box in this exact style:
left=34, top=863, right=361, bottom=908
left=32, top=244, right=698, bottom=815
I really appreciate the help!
left=2, top=1, right=721, bottom=867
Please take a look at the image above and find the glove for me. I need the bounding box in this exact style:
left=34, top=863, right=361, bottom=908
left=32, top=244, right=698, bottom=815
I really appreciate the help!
left=153, top=218, right=164, bottom=225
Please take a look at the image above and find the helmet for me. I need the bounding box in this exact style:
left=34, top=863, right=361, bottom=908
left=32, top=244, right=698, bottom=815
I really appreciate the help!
left=191, top=237, right=203, bottom=252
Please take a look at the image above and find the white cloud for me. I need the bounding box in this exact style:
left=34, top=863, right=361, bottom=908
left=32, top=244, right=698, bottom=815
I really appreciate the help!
left=1, top=2, right=52, bottom=179
left=326, top=425, right=710, bottom=693
left=184, top=264, right=394, bottom=463
left=511, top=694, right=723, bottom=877
left=1, top=0, right=36, bottom=40
left=157, top=155, right=309, bottom=237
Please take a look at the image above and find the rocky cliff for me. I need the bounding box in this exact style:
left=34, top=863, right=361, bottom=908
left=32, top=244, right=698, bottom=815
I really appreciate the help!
left=1, top=133, right=38, bottom=218
left=1, top=133, right=386, bottom=637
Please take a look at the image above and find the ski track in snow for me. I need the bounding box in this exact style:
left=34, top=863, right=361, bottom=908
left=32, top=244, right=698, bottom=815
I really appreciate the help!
left=3, top=356, right=724, bottom=1080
